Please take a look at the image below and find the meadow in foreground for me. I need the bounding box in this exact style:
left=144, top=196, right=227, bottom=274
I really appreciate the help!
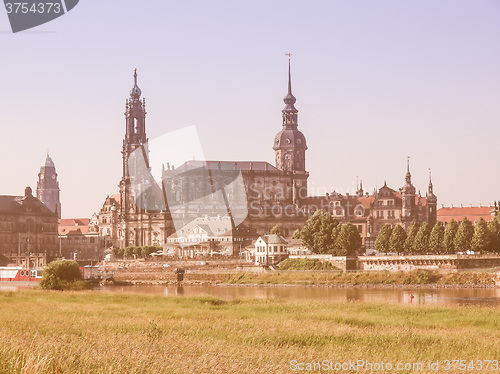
left=0, top=290, right=499, bottom=373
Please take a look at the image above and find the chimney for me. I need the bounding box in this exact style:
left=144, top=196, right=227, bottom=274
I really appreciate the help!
left=460, top=204, right=463, bottom=208
left=479, top=203, right=482, bottom=208
left=24, top=187, right=32, bottom=197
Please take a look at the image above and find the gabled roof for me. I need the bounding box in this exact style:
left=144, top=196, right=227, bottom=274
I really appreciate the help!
left=168, top=160, right=279, bottom=173
left=0, top=194, right=55, bottom=216
left=260, top=234, right=288, bottom=245
left=437, top=206, right=493, bottom=223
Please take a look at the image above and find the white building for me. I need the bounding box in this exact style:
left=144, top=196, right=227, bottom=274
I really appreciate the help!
left=254, top=235, right=288, bottom=265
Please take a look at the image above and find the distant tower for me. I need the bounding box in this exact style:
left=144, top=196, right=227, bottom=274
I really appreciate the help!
left=400, top=157, right=416, bottom=227
left=273, top=55, right=309, bottom=208
left=273, top=55, right=307, bottom=172
left=36, top=153, right=61, bottom=218
left=426, top=169, right=437, bottom=226
left=119, top=69, right=149, bottom=246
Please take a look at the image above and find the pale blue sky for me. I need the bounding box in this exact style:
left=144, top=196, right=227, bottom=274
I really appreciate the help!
left=0, top=1, right=499, bottom=218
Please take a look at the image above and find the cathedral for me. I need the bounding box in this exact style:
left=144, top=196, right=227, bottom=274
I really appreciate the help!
left=99, top=62, right=310, bottom=248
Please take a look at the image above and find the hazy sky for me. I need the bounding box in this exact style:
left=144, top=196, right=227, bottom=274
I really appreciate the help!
left=0, top=1, right=499, bottom=218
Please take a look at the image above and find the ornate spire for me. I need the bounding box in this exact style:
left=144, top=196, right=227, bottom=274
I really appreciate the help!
left=283, top=53, right=298, bottom=113
left=406, top=156, right=412, bottom=184
left=130, top=68, right=142, bottom=100
left=428, top=168, right=434, bottom=195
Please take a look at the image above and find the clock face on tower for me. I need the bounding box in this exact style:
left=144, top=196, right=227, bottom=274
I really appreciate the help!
left=52, top=175, right=56, bottom=179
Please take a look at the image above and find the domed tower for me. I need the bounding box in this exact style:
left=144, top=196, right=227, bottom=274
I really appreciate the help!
left=273, top=56, right=309, bottom=207
left=400, top=157, right=417, bottom=226
left=426, top=169, right=437, bottom=226
left=36, top=153, right=61, bottom=218
left=273, top=57, right=307, bottom=172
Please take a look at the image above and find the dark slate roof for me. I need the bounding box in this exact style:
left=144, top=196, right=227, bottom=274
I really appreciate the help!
left=261, top=234, right=288, bottom=244
left=171, top=160, right=279, bottom=172
left=0, top=194, right=56, bottom=216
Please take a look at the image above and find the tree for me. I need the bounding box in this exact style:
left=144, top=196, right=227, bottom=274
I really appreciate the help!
left=487, top=219, right=500, bottom=253
left=414, top=222, right=431, bottom=254
left=428, top=222, right=445, bottom=254
left=39, top=260, right=89, bottom=291
left=300, top=210, right=340, bottom=254
left=375, top=224, right=392, bottom=253
left=291, top=229, right=301, bottom=239
left=404, top=221, right=420, bottom=254
left=454, top=218, right=474, bottom=253
left=443, top=219, right=458, bottom=253
left=335, top=223, right=362, bottom=256
left=471, top=218, right=490, bottom=253
left=124, top=246, right=135, bottom=259
left=389, top=224, right=407, bottom=254
left=133, top=246, right=143, bottom=257
left=269, top=225, right=284, bottom=236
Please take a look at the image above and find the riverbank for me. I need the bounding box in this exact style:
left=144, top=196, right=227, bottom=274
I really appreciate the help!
left=110, top=269, right=499, bottom=288
left=0, top=290, right=499, bottom=373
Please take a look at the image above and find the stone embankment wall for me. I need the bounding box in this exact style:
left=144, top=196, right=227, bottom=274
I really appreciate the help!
left=290, top=254, right=500, bottom=272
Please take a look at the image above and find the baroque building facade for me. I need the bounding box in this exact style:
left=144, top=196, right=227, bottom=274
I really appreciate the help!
left=308, top=160, right=437, bottom=251
left=36, top=153, right=61, bottom=218
left=99, top=62, right=310, bottom=249
left=0, top=187, right=58, bottom=258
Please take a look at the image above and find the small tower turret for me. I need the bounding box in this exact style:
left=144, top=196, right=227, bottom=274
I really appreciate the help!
left=426, top=168, right=437, bottom=226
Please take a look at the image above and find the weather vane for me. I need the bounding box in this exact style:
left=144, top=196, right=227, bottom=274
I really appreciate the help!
left=285, top=52, right=292, bottom=60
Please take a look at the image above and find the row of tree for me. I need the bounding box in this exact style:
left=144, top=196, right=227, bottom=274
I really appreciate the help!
left=285, top=210, right=362, bottom=256
left=112, top=246, right=163, bottom=259
left=375, top=216, right=500, bottom=254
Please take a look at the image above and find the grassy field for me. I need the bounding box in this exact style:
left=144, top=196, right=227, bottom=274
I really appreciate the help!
left=113, top=269, right=498, bottom=287
left=0, top=290, right=499, bottom=373
left=225, top=270, right=497, bottom=287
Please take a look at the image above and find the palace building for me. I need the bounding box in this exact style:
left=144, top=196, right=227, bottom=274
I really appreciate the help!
left=0, top=187, right=58, bottom=259
left=308, top=161, right=437, bottom=251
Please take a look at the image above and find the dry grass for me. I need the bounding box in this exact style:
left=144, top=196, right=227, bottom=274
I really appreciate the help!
left=226, top=270, right=496, bottom=286
left=0, top=290, right=499, bottom=373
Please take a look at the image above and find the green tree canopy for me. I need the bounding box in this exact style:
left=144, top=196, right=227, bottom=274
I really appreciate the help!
left=300, top=210, right=340, bottom=254
left=334, top=223, right=362, bottom=256
left=404, top=221, right=420, bottom=254
left=291, top=229, right=301, bottom=239
left=39, top=260, right=88, bottom=291
left=454, top=218, right=474, bottom=252
left=487, top=219, right=500, bottom=253
left=428, top=222, right=445, bottom=254
left=389, top=224, right=407, bottom=254
left=443, top=219, right=458, bottom=254
left=414, top=222, right=431, bottom=254
left=375, top=224, right=392, bottom=253
left=269, top=225, right=284, bottom=237
left=471, top=218, right=490, bottom=253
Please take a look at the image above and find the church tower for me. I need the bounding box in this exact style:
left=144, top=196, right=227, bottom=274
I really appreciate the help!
left=36, top=153, right=61, bottom=218
left=426, top=169, right=438, bottom=226
left=400, top=157, right=416, bottom=227
left=120, top=69, right=148, bottom=227
left=273, top=57, right=307, bottom=172
left=273, top=56, right=309, bottom=207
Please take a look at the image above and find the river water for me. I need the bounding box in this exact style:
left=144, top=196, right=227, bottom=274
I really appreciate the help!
left=2, top=282, right=499, bottom=305
left=98, top=284, right=500, bottom=306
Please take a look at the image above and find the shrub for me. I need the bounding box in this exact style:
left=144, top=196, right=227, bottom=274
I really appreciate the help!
left=39, top=260, right=92, bottom=291
left=278, top=258, right=338, bottom=271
